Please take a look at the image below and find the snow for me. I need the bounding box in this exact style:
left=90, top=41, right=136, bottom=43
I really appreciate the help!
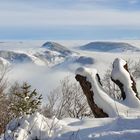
left=75, top=63, right=140, bottom=117
left=76, top=67, right=118, bottom=117
left=0, top=49, right=66, bottom=66
left=1, top=40, right=140, bottom=140
left=1, top=112, right=140, bottom=140
left=111, top=58, right=140, bottom=108
left=0, top=41, right=75, bottom=67
left=0, top=57, right=10, bottom=66
left=111, top=58, right=132, bottom=87
left=79, top=41, right=140, bottom=53
left=2, top=113, right=66, bottom=140
left=42, top=41, right=73, bottom=55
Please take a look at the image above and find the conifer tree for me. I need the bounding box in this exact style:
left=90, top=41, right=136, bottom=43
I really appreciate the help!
left=10, top=82, right=42, bottom=117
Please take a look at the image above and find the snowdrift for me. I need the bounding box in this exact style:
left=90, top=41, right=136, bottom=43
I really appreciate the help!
left=1, top=113, right=140, bottom=140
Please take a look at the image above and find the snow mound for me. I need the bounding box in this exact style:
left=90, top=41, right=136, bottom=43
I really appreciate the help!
left=42, top=42, right=73, bottom=55
left=2, top=113, right=140, bottom=140
left=2, top=113, right=66, bottom=140
left=79, top=42, right=140, bottom=52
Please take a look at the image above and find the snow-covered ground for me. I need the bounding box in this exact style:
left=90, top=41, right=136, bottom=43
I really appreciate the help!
left=1, top=112, right=140, bottom=140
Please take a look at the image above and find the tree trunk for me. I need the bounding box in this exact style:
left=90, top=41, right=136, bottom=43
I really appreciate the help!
left=75, top=74, right=108, bottom=118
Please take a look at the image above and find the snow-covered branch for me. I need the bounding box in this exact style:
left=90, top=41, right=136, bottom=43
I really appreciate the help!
left=111, top=58, right=140, bottom=108
left=75, top=58, right=140, bottom=118
left=75, top=67, right=118, bottom=117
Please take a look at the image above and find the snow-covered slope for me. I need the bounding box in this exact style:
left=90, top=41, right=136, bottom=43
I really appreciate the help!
left=0, top=41, right=75, bottom=66
left=0, top=41, right=95, bottom=69
left=79, top=42, right=140, bottom=52
left=1, top=41, right=140, bottom=68
left=0, top=50, right=33, bottom=64
left=42, top=41, right=73, bottom=56
left=0, top=57, right=10, bottom=66
left=1, top=112, right=140, bottom=140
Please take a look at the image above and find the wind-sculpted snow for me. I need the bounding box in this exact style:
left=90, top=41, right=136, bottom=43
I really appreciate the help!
left=79, top=42, right=140, bottom=52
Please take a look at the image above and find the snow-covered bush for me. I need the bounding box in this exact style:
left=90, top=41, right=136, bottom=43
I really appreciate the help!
left=132, top=60, right=140, bottom=79
left=42, top=76, right=92, bottom=119
left=2, top=112, right=65, bottom=140
left=102, top=68, right=121, bottom=100
left=0, top=66, right=13, bottom=134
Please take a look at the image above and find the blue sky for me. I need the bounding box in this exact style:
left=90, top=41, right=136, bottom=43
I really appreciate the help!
left=0, top=0, right=140, bottom=40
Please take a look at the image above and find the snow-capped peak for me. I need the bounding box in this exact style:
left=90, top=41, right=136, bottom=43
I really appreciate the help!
left=41, top=41, right=73, bottom=55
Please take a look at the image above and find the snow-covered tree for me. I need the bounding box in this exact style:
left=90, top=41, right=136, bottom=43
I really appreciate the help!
left=10, top=82, right=42, bottom=117
left=102, top=59, right=140, bottom=100
left=75, top=58, right=140, bottom=118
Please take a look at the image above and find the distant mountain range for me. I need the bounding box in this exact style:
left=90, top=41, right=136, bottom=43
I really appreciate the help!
left=79, top=42, right=140, bottom=52
left=0, top=41, right=74, bottom=66
left=0, top=41, right=140, bottom=67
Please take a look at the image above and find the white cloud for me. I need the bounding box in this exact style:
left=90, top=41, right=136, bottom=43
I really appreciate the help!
left=8, top=63, right=72, bottom=101
left=0, top=9, right=140, bottom=27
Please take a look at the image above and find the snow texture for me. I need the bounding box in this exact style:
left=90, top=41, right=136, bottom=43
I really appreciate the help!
left=1, top=112, right=140, bottom=140
left=2, top=113, right=66, bottom=140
